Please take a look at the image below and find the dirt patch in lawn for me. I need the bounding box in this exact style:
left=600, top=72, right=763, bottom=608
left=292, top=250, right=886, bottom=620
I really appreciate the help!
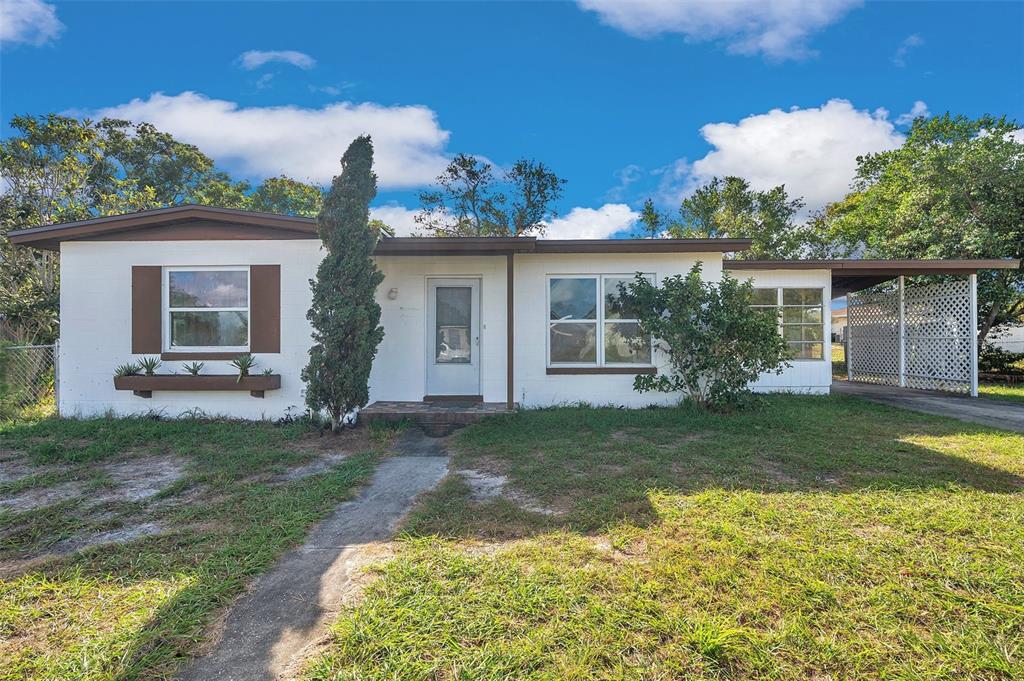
left=0, top=521, right=168, bottom=578
left=94, top=455, right=186, bottom=503
left=0, top=454, right=187, bottom=513
left=0, top=481, right=86, bottom=512
left=270, top=452, right=350, bottom=483
left=457, top=468, right=565, bottom=516
left=0, top=458, right=57, bottom=485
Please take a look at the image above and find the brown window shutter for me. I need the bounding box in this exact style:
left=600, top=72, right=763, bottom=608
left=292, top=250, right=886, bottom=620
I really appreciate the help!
left=132, top=266, right=162, bottom=354
left=250, top=265, right=281, bottom=353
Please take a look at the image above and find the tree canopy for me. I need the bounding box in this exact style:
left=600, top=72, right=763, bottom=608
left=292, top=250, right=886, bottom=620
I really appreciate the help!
left=640, top=176, right=816, bottom=259
left=416, top=154, right=566, bottom=236
left=817, top=113, right=1024, bottom=345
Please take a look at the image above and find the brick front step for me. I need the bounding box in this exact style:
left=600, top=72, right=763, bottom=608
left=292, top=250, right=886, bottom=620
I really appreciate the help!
left=362, top=401, right=516, bottom=436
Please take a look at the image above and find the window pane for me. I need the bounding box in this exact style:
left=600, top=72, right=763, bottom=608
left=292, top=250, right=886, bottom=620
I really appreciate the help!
left=788, top=342, right=823, bottom=359
left=550, top=278, right=597, bottom=320
left=169, top=270, right=248, bottom=308
left=435, top=287, right=471, bottom=364
left=550, top=323, right=597, bottom=363
left=751, top=288, right=778, bottom=306
left=170, top=311, right=248, bottom=347
left=604, top=276, right=644, bottom=320
left=782, top=288, right=822, bottom=305
left=783, top=325, right=824, bottom=341
left=782, top=307, right=823, bottom=324
left=604, top=322, right=651, bottom=364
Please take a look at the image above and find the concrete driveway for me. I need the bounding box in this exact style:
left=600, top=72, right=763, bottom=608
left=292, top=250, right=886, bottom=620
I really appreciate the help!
left=833, top=381, right=1024, bottom=432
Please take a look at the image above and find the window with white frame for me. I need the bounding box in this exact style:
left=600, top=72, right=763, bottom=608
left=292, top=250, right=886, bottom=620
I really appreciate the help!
left=751, top=287, right=825, bottom=360
left=165, top=267, right=250, bottom=351
left=548, top=275, right=653, bottom=366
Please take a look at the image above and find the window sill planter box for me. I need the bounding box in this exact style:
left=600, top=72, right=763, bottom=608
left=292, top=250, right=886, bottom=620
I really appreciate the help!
left=113, top=374, right=281, bottom=398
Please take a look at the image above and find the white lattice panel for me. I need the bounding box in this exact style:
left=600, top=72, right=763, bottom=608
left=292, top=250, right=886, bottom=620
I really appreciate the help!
left=847, top=290, right=900, bottom=385
left=903, top=279, right=973, bottom=393
left=848, top=279, right=974, bottom=393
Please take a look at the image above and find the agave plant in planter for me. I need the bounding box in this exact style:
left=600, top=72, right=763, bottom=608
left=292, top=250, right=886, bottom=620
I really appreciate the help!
left=114, top=362, right=142, bottom=378
left=230, top=353, right=257, bottom=382
left=138, top=356, right=162, bottom=376
left=183, top=361, right=205, bottom=376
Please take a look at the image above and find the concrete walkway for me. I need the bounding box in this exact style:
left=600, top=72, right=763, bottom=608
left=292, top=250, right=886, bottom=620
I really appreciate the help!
left=833, top=381, right=1024, bottom=432
left=176, top=430, right=449, bottom=681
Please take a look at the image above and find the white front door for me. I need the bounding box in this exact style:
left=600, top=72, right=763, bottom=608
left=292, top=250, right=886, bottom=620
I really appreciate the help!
left=426, top=278, right=481, bottom=396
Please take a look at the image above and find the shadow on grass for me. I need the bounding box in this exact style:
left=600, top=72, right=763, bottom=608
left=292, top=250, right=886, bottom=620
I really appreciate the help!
left=403, top=394, right=1024, bottom=540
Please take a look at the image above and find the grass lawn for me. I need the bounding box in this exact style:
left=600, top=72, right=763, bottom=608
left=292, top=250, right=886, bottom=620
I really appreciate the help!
left=831, top=342, right=846, bottom=379
left=0, top=415, right=399, bottom=680
left=305, top=395, right=1024, bottom=680
left=980, top=382, right=1024, bottom=404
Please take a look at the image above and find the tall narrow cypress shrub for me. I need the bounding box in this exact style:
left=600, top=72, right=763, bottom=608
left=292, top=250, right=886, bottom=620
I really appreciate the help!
left=302, top=136, right=385, bottom=430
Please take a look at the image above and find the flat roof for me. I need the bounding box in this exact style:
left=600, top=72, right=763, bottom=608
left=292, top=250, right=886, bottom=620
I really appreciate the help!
left=725, top=258, right=1021, bottom=295
left=8, top=205, right=752, bottom=254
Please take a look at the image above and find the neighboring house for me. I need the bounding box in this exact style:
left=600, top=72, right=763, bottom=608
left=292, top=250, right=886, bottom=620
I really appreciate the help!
left=8, top=206, right=1017, bottom=419
left=989, top=321, right=1024, bottom=353
left=832, top=306, right=848, bottom=343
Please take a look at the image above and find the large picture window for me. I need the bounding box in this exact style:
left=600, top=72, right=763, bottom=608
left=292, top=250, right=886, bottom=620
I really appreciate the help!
left=751, top=287, right=824, bottom=360
left=548, top=275, right=652, bottom=366
left=165, top=267, right=249, bottom=351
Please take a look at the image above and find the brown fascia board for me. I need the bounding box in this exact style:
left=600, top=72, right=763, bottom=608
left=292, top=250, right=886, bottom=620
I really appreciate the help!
left=373, top=237, right=537, bottom=255
left=9, top=204, right=752, bottom=255
left=724, top=258, right=1021, bottom=274
left=8, top=205, right=318, bottom=250
left=534, top=239, right=752, bottom=254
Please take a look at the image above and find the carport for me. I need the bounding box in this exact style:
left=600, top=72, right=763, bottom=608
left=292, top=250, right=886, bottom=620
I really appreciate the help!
left=728, top=259, right=1020, bottom=398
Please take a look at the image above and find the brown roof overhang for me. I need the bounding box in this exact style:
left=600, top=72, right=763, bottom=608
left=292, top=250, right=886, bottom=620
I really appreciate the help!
left=374, top=237, right=536, bottom=255
left=8, top=205, right=318, bottom=250
left=533, top=238, right=751, bottom=254
left=9, top=206, right=753, bottom=255
left=724, top=258, right=1021, bottom=295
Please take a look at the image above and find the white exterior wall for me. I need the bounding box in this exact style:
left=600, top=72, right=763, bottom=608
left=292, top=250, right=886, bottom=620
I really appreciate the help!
left=513, top=252, right=724, bottom=407
left=59, top=240, right=322, bottom=419
left=729, top=268, right=833, bottom=394
left=57, top=241, right=834, bottom=419
left=370, top=256, right=508, bottom=403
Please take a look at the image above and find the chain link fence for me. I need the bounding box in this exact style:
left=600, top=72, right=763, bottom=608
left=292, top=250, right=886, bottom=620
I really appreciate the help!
left=0, top=343, right=57, bottom=419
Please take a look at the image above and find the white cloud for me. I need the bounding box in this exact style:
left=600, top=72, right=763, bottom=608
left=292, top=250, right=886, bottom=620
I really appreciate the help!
left=892, top=34, right=923, bottom=67
left=895, top=100, right=930, bottom=126
left=669, top=99, right=904, bottom=215
left=94, top=92, right=451, bottom=189
left=577, top=0, right=862, bottom=60
left=544, top=204, right=639, bottom=239
left=370, top=204, right=422, bottom=236
left=0, top=0, right=63, bottom=47
left=238, top=49, right=316, bottom=70
left=605, top=164, right=643, bottom=201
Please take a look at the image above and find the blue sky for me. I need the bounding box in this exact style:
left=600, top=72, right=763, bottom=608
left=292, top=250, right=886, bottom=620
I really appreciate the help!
left=2, top=0, right=1022, bottom=237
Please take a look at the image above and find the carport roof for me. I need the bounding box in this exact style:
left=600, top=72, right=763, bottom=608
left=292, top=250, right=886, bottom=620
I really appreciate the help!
left=724, top=258, right=1021, bottom=296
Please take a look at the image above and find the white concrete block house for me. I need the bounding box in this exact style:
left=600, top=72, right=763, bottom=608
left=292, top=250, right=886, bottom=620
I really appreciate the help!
left=9, top=205, right=1016, bottom=420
